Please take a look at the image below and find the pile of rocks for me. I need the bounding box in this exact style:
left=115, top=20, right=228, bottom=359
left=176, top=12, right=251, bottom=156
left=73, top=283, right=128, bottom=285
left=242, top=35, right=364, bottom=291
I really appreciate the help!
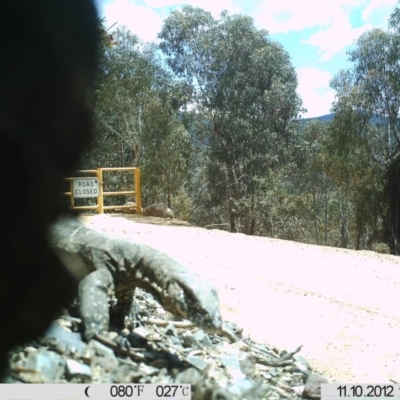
left=5, top=289, right=328, bottom=399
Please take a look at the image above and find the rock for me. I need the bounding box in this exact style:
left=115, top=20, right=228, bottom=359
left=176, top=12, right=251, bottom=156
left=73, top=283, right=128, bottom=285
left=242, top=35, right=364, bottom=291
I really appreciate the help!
left=44, top=325, right=86, bottom=357
left=66, top=359, right=92, bottom=382
left=6, top=291, right=332, bottom=399
left=218, top=344, right=246, bottom=380
left=193, top=330, right=213, bottom=347
left=111, top=364, right=137, bottom=383
left=25, top=348, right=65, bottom=382
left=182, top=332, right=199, bottom=348
left=175, top=367, right=202, bottom=385
left=293, top=353, right=312, bottom=376
left=163, top=323, right=178, bottom=336
left=238, top=351, right=256, bottom=376
left=86, top=340, right=119, bottom=372
left=114, top=202, right=142, bottom=214
left=182, top=330, right=213, bottom=349
left=186, top=355, right=210, bottom=371
left=142, top=203, right=174, bottom=219
left=227, top=377, right=260, bottom=398
left=131, top=326, right=150, bottom=339
left=303, top=373, right=329, bottom=399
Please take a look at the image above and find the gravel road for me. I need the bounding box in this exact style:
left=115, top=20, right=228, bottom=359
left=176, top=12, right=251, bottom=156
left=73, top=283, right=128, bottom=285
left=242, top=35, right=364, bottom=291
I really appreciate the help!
left=80, top=213, right=400, bottom=384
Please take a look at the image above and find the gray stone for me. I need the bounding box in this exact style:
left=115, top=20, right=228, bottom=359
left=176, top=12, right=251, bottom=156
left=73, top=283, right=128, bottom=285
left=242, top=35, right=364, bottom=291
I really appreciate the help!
left=238, top=351, right=256, bottom=376
left=25, top=349, right=65, bottom=382
left=182, top=332, right=199, bottom=348
left=87, top=340, right=119, bottom=371
left=66, top=359, right=92, bottom=382
left=142, top=203, right=174, bottom=219
left=227, top=377, right=260, bottom=398
left=163, top=323, right=177, bottom=336
left=132, top=326, right=150, bottom=339
left=294, top=353, right=312, bottom=375
left=111, top=365, right=137, bottom=383
left=193, top=330, right=213, bottom=347
left=175, top=367, right=202, bottom=385
left=45, top=325, right=86, bottom=356
left=303, top=373, right=329, bottom=399
left=186, top=355, right=209, bottom=371
left=6, top=277, right=329, bottom=399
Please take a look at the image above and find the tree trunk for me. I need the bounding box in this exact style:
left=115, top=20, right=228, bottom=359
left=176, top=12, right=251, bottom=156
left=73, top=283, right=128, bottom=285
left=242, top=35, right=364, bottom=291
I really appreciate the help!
left=338, top=192, right=349, bottom=248
left=312, top=191, right=320, bottom=245
left=121, top=140, right=125, bottom=167
left=166, top=169, right=171, bottom=208
left=229, top=201, right=236, bottom=233
left=227, top=167, right=237, bottom=233
left=324, top=179, right=329, bottom=246
left=249, top=191, right=256, bottom=235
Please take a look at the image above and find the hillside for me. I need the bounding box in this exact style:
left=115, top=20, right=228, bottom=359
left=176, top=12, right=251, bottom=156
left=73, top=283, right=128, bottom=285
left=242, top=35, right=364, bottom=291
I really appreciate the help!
left=301, top=113, right=335, bottom=123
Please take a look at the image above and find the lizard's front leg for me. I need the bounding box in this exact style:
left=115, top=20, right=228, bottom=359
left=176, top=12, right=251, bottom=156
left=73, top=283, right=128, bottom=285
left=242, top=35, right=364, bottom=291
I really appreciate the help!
left=78, top=269, right=114, bottom=340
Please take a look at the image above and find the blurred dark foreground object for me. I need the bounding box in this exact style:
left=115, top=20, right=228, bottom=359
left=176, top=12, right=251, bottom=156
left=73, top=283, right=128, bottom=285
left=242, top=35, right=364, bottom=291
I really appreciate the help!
left=0, top=0, right=99, bottom=376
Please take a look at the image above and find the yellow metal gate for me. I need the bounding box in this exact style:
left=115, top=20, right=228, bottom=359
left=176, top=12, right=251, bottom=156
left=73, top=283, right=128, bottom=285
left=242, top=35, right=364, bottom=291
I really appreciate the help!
left=64, top=167, right=141, bottom=214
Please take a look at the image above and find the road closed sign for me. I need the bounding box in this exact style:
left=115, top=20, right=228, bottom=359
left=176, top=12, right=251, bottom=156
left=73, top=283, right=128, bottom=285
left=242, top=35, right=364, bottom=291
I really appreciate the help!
left=72, top=178, right=99, bottom=198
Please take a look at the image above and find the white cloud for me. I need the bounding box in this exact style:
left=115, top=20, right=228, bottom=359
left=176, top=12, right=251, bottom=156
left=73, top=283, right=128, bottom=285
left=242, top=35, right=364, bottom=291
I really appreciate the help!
left=143, top=0, right=238, bottom=18
left=302, top=0, right=397, bottom=60
left=100, top=0, right=400, bottom=47
left=297, top=67, right=335, bottom=117
left=102, top=0, right=164, bottom=42
left=253, top=0, right=398, bottom=60
left=101, top=0, right=239, bottom=41
left=302, top=17, right=372, bottom=60
left=254, top=0, right=365, bottom=34
left=362, top=0, right=397, bottom=25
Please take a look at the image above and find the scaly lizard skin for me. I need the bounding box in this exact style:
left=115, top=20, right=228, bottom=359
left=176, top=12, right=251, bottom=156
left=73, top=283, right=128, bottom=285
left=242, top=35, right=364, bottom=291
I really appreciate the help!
left=49, top=216, right=229, bottom=340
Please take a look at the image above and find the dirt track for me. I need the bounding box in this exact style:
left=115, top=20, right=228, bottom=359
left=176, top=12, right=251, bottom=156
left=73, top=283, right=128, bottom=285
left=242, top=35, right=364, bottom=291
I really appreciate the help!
left=80, top=213, right=400, bottom=384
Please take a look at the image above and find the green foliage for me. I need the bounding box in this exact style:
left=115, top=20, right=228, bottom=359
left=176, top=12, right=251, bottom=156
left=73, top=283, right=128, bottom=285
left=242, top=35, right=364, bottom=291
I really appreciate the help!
left=159, top=7, right=302, bottom=233
left=84, top=28, right=191, bottom=208
left=327, top=26, right=398, bottom=250
left=373, top=242, right=391, bottom=254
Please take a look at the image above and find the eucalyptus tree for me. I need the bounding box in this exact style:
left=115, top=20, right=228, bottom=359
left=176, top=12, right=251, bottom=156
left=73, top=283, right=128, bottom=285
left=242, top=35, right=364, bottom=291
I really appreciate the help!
left=329, top=26, right=399, bottom=250
left=291, top=121, right=334, bottom=245
left=159, top=6, right=302, bottom=233
left=88, top=28, right=151, bottom=169
left=385, top=2, right=400, bottom=253
left=86, top=28, right=191, bottom=207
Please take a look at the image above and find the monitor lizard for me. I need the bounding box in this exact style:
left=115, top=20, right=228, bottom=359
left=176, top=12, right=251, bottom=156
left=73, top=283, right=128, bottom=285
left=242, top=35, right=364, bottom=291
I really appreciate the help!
left=49, top=216, right=236, bottom=343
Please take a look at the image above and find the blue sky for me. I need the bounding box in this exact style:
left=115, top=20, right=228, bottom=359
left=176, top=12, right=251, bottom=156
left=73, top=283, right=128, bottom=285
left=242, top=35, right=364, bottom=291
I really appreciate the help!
left=95, top=0, right=398, bottom=118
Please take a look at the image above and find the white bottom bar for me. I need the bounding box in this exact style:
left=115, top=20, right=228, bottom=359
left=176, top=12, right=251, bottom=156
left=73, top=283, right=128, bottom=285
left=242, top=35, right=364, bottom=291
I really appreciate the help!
left=0, top=384, right=191, bottom=399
